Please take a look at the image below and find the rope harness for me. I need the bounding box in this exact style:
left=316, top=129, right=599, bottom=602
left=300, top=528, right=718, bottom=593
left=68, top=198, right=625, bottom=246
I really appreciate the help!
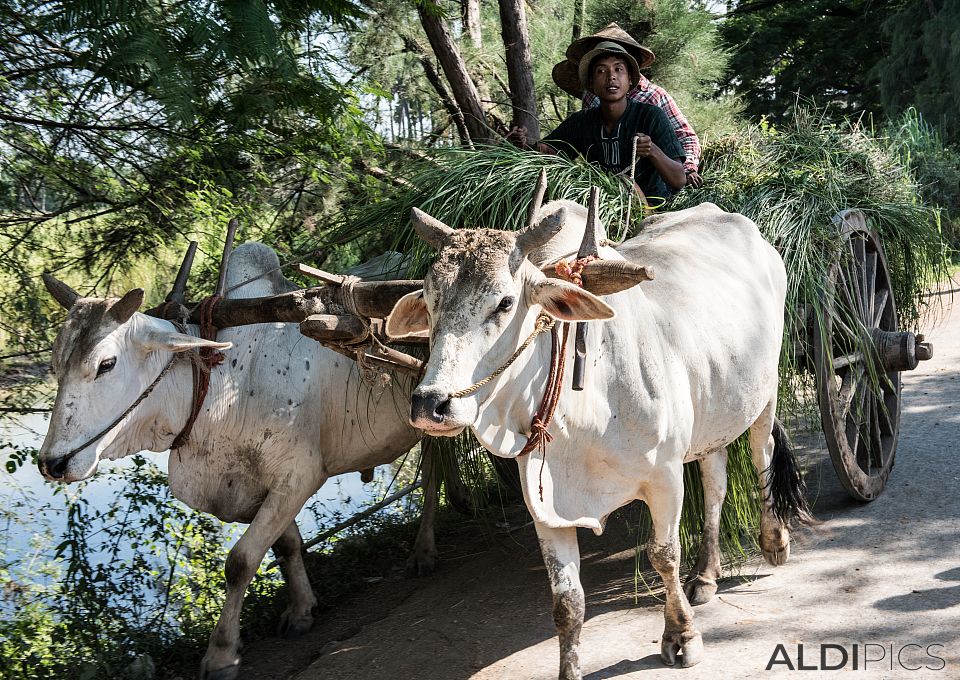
left=170, top=295, right=224, bottom=448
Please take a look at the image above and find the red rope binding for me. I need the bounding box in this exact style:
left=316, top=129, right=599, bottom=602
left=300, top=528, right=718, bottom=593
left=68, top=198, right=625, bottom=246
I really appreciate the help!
left=516, top=253, right=596, bottom=501
left=171, top=295, right=224, bottom=449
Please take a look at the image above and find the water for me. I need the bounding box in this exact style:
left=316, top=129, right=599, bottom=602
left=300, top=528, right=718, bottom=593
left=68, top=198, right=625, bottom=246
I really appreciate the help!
left=0, top=412, right=418, bottom=582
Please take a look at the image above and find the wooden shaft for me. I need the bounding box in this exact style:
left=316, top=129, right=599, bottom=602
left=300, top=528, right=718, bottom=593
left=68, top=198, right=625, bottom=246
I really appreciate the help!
left=541, top=259, right=654, bottom=296
left=145, top=280, right=423, bottom=328
left=215, top=218, right=239, bottom=297
left=573, top=187, right=601, bottom=391
left=166, top=241, right=197, bottom=304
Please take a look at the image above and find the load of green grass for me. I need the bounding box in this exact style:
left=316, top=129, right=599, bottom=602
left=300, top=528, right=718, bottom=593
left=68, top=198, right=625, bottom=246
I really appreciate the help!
left=335, top=105, right=948, bottom=568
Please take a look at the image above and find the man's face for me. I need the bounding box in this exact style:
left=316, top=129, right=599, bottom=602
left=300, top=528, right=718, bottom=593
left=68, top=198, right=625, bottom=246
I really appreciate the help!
left=590, top=55, right=631, bottom=103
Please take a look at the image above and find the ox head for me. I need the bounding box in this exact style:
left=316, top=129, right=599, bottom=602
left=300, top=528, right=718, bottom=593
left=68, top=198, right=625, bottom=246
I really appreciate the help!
left=386, top=206, right=614, bottom=435
left=38, top=274, right=231, bottom=483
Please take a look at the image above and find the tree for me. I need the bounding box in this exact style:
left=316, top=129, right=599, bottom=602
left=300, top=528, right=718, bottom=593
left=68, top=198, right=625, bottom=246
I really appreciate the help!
left=0, top=0, right=376, bottom=357
left=874, top=0, right=960, bottom=144
left=718, top=0, right=896, bottom=124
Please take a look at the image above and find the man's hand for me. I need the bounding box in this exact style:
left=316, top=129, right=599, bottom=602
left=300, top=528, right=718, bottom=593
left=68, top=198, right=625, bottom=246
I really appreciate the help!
left=506, top=125, right=529, bottom=149
left=634, top=133, right=652, bottom=158
left=685, top=170, right=704, bottom=188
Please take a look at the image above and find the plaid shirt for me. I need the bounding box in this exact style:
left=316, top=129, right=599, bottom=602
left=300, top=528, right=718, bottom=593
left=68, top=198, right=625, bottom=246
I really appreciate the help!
left=583, top=74, right=701, bottom=174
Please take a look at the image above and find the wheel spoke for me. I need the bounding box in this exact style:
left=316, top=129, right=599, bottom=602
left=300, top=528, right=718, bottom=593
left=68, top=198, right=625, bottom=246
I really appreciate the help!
left=869, top=391, right=885, bottom=469
left=837, top=262, right=866, bottom=331
left=832, top=351, right=864, bottom=369
left=864, top=251, right=877, bottom=327
left=873, top=289, right=890, bottom=327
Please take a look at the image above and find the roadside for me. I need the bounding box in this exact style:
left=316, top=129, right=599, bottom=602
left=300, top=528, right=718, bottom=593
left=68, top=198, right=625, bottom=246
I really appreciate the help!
left=237, top=276, right=960, bottom=680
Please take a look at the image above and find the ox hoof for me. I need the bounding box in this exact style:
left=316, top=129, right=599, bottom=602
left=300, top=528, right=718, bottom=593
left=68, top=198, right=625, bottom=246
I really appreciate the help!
left=660, top=631, right=704, bottom=668
left=762, top=541, right=790, bottom=566
left=200, top=659, right=240, bottom=680
left=277, top=609, right=314, bottom=639
left=683, top=575, right=718, bottom=606
left=406, top=548, right=438, bottom=577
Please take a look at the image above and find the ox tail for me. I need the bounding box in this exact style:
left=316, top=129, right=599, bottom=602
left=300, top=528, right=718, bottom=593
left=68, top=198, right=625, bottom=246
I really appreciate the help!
left=769, top=419, right=816, bottom=526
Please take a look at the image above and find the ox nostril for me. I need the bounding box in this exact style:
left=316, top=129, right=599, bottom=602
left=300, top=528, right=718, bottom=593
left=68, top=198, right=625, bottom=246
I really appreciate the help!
left=43, top=456, right=69, bottom=480
left=433, top=397, right=451, bottom=419
left=411, top=389, right=450, bottom=425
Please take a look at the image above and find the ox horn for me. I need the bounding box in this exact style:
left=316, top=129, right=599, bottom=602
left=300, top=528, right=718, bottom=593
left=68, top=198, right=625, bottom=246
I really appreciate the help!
left=42, top=273, right=80, bottom=310
left=516, top=206, right=565, bottom=258
left=525, top=168, right=549, bottom=229
left=410, top=208, right=454, bottom=250
left=108, top=288, right=145, bottom=324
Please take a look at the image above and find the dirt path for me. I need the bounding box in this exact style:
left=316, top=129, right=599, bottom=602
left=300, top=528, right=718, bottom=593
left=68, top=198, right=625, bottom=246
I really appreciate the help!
left=240, top=278, right=960, bottom=680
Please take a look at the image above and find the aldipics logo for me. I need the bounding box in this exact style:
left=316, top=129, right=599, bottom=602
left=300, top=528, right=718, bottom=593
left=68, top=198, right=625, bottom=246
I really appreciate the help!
left=766, top=643, right=947, bottom=671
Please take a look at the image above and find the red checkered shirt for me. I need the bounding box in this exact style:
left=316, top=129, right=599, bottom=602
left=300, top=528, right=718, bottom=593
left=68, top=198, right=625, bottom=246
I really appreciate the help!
left=583, top=74, right=701, bottom=174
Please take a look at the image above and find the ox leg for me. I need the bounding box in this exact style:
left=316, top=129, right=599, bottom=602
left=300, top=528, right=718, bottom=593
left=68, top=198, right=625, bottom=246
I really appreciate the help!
left=273, top=521, right=317, bottom=639
left=535, top=523, right=584, bottom=680
left=684, top=449, right=727, bottom=605
left=200, top=483, right=318, bottom=680
left=647, top=465, right=704, bottom=668
left=407, top=439, right=439, bottom=576
left=749, top=404, right=790, bottom=566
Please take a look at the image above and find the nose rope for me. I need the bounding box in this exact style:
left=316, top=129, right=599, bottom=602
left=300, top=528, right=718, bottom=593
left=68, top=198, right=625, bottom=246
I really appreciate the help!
left=447, top=313, right=556, bottom=399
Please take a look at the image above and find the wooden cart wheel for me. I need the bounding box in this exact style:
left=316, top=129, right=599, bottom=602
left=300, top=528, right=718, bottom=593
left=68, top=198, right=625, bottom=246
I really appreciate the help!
left=812, top=211, right=905, bottom=501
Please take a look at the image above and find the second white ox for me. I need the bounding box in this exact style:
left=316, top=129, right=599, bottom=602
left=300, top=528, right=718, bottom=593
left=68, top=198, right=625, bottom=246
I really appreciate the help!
left=38, top=244, right=427, bottom=680
left=387, top=200, right=811, bottom=677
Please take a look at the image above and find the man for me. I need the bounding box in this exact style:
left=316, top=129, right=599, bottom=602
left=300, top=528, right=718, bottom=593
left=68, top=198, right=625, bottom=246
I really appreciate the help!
left=552, top=23, right=704, bottom=188
left=524, top=41, right=686, bottom=206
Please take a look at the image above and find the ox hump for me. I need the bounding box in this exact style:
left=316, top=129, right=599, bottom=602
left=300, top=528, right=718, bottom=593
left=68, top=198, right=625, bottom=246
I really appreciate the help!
left=225, top=242, right=297, bottom=299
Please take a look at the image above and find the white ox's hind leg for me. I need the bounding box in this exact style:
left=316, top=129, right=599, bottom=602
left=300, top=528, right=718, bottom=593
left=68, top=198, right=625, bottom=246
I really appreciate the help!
left=201, top=480, right=319, bottom=680
left=646, top=463, right=704, bottom=668
left=535, top=523, right=584, bottom=680
left=684, top=449, right=727, bottom=605
left=273, top=521, right=317, bottom=638
left=749, top=403, right=790, bottom=565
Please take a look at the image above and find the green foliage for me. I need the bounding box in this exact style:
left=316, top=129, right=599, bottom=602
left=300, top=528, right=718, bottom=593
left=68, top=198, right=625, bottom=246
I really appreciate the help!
left=874, top=0, right=960, bottom=145
left=883, top=108, right=960, bottom=248
left=0, top=0, right=379, bottom=358
left=0, top=457, right=248, bottom=679
left=719, top=0, right=896, bottom=124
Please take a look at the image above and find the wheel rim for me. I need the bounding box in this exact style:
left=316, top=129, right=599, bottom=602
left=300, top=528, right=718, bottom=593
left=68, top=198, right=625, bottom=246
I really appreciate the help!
left=813, top=227, right=901, bottom=501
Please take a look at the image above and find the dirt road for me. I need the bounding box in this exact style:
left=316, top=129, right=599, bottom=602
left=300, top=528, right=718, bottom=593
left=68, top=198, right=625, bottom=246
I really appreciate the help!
left=240, top=278, right=960, bottom=680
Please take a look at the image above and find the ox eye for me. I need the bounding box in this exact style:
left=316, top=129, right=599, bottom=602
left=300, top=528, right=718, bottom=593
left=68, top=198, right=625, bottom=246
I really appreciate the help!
left=96, top=357, right=116, bottom=378
left=496, top=296, right=515, bottom=313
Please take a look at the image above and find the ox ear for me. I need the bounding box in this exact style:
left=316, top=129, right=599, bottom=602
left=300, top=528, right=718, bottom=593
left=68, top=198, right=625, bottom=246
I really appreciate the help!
left=530, top=279, right=615, bottom=322
left=516, top=206, right=565, bottom=258
left=42, top=273, right=80, bottom=310
left=410, top=208, right=454, bottom=250
left=386, top=290, right=430, bottom=338
left=140, top=329, right=233, bottom=354
left=108, top=288, right=144, bottom=324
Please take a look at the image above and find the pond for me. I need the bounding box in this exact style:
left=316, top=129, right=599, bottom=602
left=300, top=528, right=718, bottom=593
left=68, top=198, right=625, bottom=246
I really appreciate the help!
left=0, top=412, right=421, bottom=608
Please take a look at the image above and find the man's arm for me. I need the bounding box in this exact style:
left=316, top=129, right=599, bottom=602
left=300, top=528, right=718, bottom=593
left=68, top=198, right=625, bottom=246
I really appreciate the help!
left=634, top=133, right=686, bottom=190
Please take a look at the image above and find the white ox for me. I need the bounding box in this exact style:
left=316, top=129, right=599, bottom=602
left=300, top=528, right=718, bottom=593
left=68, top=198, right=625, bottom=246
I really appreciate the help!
left=386, top=201, right=811, bottom=677
left=38, top=244, right=429, bottom=680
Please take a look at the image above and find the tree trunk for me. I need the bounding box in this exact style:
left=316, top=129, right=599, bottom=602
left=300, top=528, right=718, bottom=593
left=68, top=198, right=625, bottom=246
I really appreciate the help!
left=498, top=0, right=540, bottom=139
left=416, top=4, right=491, bottom=144
left=462, top=0, right=482, bottom=48
left=568, top=0, right=588, bottom=115
left=403, top=35, right=472, bottom=145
